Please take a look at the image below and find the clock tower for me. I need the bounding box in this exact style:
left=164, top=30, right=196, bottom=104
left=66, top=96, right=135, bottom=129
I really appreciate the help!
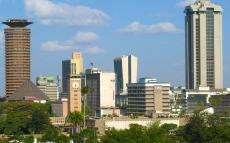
left=68, top=77, right=82, bottom=112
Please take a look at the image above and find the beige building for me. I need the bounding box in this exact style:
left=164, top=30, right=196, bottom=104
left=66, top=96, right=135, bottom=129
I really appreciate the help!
left=185, top=0, right=223, bottom=89
left=36, top=76, right=58, bottom=101
left=127, top=78, right=170, bottom=115
left=62, top=52, right=84, bottom=93
left=3, top=19, right=32, bottom=97
left=68, top=77, right=82, bottom=112
left=52, top=97, right=69, bottom=117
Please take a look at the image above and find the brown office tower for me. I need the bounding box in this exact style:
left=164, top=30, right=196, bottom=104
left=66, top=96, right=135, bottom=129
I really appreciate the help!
left=3, top=19, right=32, bottom=97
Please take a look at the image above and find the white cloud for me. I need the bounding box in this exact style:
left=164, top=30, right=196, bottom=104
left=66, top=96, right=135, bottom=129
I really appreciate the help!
left=24, top=0, right=110, bottom=26
left=73, top=32, right=99, bottom=43
left=177, top=0, right=196, bottom=7
left=41, top=32, right=104, bottom=53
left=41, top=40, right=73, bottom=51
left=83, top=46, right=105, bottom=54
left=119, top=21, right=180, bottom=33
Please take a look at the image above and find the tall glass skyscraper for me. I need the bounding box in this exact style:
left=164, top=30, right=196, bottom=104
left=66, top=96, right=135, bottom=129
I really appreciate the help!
left=185, top=0, right=223, bottom=89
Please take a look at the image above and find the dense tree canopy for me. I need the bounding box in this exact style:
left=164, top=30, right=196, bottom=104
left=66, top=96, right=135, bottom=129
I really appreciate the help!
left=101, top=123, right=175, bottom=143
left=0, top=102, right=52, bottom=135
left=176, top=112, right=230, bottom=143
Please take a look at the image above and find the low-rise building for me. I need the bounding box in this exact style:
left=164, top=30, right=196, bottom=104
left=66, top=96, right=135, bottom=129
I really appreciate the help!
left=127, top=78, right=170, bottom=115
left=7, top=80, right=48, bottom=103
left=51, top=97, right=69, bottom=117
left=186, top=87, right=230, bottom=114
left=170, top=87, right=186, bottom=114
left=211, top=94, right=230, bottom=115
left=86, top=117, right=187, bottom=134
left=36, top=76, right=58, bottom=101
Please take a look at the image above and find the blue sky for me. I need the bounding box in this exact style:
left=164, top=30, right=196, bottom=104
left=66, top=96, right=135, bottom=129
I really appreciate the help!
left=0, top=0, right=230, bottom=95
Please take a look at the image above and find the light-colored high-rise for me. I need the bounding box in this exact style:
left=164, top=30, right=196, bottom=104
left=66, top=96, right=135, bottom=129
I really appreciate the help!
left=3, top=19, right=32, bottom=97
left=114, top=55, right=138, bottom=107
left=85, top=68, right=116, bottom=115
left=185, top=0, right=223, bottom=89
left=62, top=52, right=84, bottom=93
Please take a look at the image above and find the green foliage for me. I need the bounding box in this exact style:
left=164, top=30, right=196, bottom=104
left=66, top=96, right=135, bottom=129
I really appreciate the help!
left=81, top=86, right=93, bottom=95
left=66, top=111, right=84, bottom=134
left=209, top=96, right=222, bottom=107
left=101, top=123, right=176, bottom=143
left=41, top=126, right=70, bottom=142
left=176, top=112, right=230, bottom=143
left=23, top=136, right=34, bottom=143
left=0, top=102, right=51, bottom=135
left=81, top=105, right=93, bottom=115
left=29, top=107, right=50, bottom=134
left=55, top=134, right=70, bottom=143
left=161, top=123, right=178, bottom=132
left=72, top=128, right=98, bottom=143
left=41, top=126, right=59, bottom=142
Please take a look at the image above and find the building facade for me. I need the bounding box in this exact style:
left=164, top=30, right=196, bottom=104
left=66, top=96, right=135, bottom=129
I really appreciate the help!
left=36, top=76, right=58, bottom=101
left=62, top=52, right=84, bottom=93
left=185, top=0, right=223, bottom=89
left=212, top=94, right=230, bottom=115
left=68, top=77, right=82, bottom=112
left=3, top=19, right=32, bottom=97
left=85, top=68, right=116, bottom=116
left=114, top=55, right=138, bottom=106
left=51, top=97, right=68, bottom=117
left=186, top=87, right=230, bottom=114
left=127, top=78, right=170, bottom=115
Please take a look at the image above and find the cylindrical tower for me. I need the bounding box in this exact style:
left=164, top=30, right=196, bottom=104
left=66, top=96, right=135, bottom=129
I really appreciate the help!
left=3, top=19, right=32, bottom=97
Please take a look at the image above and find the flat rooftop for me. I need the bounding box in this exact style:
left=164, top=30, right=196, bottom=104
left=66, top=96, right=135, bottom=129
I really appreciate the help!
left=2, top=19, right=32, bottom=28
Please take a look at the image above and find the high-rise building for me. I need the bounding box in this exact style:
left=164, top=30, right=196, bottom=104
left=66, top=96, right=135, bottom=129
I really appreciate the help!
left=36, top=76, right=58, bottom=101
left=114, top=55, right=138, bottom=106
left=127, top=78, right=170, bottom=115
left=85, top=68, right=116, bottom=116
left=3, top=19, right=32, bottom=97
left=185, top=0, right=223, bottom=89
left=62, top=52, right=84, bottom=93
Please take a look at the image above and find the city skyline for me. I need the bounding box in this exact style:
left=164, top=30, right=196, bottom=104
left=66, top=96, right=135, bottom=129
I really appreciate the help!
left=0, top=0, right=230, bottom=96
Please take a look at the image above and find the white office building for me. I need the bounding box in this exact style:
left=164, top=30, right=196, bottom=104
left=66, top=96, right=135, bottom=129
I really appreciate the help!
left=85, top=68, right=116, bottom=116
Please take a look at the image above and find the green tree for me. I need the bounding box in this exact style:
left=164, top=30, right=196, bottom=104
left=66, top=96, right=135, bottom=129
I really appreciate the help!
left=161, top=123, right=178, bottom=132
left=81, top=86, right=94, bottom=128
left=29, top=107, right=50, bottom=134
left=209, top=96, right=222, bottom=107
left=101, top=123, right=176, bottom=143
left=55, top=134, right=70, bottom=143
left=176, top=112, right=230, bottom=143
left=72, top=128, right=98, bottom=143
left=4, top=111, right=30, bottom=135
left=0, top=102, right=52, bottom=136
left=67, top=111, right=84, bottom=134
left=23, top=136, right=34, bottom=143
left=41, top=126, right=59, bottom=142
